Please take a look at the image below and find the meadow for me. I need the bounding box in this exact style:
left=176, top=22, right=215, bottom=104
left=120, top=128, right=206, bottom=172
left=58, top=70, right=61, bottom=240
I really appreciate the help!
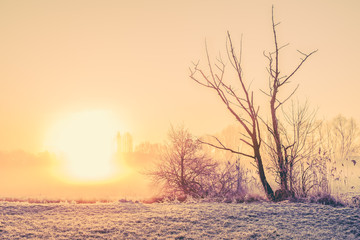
left=1, top=200, right=360, bottom=239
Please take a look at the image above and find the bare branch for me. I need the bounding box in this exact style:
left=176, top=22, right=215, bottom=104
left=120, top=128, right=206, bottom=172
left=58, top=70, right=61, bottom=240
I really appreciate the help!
left=198, top=137, right=255, bottom=159
left=281, top=49, right=318, bottom=85
left=275, top=84, right=299, bottom=110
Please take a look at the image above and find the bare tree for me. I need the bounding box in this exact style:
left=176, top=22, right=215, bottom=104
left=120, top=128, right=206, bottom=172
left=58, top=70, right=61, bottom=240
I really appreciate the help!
left=281, top=115, right=360, bottom=197
left=148, top=125, right=217, bottom=198
left=190, top=6, right=316, bottom=201
left=190, top=30, right=275, bottom=199
left=274, top=101, right=320, bottom=196
left=317, top=115, right=360, bottom=193
left=262, top=8, right=317, bottom=194
left=328, top=115, right=360, bottom=161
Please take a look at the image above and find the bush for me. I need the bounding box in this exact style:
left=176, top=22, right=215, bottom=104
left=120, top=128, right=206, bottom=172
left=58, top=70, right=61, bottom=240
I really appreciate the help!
left=310, top=193, right=344, bottom=207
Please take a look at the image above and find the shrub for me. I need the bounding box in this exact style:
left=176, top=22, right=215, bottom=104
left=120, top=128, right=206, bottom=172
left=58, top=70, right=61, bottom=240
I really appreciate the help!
left=310, top=193, right=344, bottom=207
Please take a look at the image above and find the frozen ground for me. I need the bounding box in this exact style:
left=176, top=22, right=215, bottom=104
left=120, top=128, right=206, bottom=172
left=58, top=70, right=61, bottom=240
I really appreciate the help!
left=1, top=201, right=359, bottom=239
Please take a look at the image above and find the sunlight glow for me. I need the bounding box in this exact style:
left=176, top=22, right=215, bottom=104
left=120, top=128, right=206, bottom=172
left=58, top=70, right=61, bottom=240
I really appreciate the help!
left=45, top=110, right=119, bottom=182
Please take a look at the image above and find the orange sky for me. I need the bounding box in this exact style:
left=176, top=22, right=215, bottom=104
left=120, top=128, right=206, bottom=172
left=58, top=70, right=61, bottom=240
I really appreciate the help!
left=1, top=0, right=360, bottom=152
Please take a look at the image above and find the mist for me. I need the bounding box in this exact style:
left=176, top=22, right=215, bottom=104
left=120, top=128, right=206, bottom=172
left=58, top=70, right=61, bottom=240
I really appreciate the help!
left=0, top=150, right=154, bottom=200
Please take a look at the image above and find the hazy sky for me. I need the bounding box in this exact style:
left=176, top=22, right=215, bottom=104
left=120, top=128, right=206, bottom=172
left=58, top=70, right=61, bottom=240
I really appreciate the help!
left=1, top=0, right=360, bottom=152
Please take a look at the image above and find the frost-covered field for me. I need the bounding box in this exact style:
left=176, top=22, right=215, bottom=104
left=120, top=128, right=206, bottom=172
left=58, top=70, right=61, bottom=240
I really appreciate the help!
left=1, top=201, right=359, bottom=239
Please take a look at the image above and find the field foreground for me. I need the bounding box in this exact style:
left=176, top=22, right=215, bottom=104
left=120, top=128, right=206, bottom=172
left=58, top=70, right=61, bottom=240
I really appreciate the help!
left=1, top=201, right=360, bottom=239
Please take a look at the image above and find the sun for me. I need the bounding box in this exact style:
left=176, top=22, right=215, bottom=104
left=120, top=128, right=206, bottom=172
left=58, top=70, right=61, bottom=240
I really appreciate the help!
left=45, top=110, right=120, bottom=183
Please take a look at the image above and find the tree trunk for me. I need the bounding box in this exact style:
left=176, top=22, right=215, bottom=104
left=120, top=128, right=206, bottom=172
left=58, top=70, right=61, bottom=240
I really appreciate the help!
left=180, top=157, right=186, bottom=194
left=271, top=96, right=288, bottom=191
left=254, top=145, right=275, bottom=201
left=289, top=157, right=294, bottom=193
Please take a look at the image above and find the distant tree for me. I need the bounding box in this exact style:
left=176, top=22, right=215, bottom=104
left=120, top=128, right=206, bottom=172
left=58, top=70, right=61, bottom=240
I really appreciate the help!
left=317, top=115, right=360, bottom=193
left=190, top=6, right=317, bottom=201
left=325, top=115, right=360, bottom=161
left=148, top=125, right=217, bottom=198
left=135, top=141, right=162, bottom=156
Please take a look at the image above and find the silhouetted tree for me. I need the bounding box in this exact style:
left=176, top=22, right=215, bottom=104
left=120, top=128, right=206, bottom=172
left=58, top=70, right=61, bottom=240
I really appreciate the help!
left=190, top=6, right=317, bottom=201
left=148, top=125, right=217, bottom=198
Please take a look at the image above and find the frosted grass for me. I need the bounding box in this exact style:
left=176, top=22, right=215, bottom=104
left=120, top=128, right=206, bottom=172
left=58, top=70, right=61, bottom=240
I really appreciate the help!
left=1, top=201, right=359, bottom=239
